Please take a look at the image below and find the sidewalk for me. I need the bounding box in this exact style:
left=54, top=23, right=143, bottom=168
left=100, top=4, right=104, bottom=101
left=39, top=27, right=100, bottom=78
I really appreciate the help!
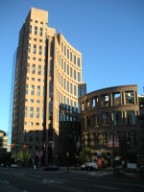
left=58, top=166, right=144, bottom=179
left=0, top=180, right=21, bottom=192
left=59, top=166, right=114, bottom=176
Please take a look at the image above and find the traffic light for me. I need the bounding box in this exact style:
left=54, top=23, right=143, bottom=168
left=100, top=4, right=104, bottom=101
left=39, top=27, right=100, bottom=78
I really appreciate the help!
left=24, top=144, right=27, bottom=150
left=11, top=143, right=15, bottom=149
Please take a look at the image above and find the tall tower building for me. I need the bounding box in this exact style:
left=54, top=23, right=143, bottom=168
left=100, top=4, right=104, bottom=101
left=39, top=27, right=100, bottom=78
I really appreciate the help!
left=12, top=8, right=86, bottom=165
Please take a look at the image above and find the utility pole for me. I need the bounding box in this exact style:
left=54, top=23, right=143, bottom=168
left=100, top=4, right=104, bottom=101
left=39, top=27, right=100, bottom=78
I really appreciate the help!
left=112, top=125, right=116, bottom=176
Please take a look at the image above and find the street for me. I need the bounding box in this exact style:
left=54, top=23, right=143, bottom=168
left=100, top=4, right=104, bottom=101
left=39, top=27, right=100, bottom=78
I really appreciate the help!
left=0, top=167, right=144, bottom=192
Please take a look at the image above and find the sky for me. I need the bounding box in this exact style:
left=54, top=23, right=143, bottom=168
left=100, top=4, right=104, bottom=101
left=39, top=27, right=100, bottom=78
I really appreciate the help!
left=0, top=0, right=144, bottom=134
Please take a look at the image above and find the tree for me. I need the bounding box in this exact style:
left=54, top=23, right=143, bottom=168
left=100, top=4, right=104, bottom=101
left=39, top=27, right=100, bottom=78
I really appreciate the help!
left=139, top=97, right=144, bottom=104
left=12, top=150, right=31, bottom=167
left=79, top=147, right=92, bottom=163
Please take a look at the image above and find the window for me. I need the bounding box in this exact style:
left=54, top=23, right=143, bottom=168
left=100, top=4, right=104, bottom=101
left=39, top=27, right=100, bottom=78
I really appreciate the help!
left=64, top=62, right=66, bottom=72
left=38, top=46, right=42, bottom=55
left=31, top=85, right=34, bottom=95
left=25, top=107, right=27, bottom=117
left=30, top=107, right=34, bottom=118
left=78, top=72, right=81, bottom=82
left=39, top=28, right=43, bottom=36
left=25, top=84, right=28, bottom=94
left=70, top=67, right=72, bottom=77
left=101, top=95, right=109, bottom=107
left=32, top=64, right=35, bottom=74
left=34, top=26, right=37, bottom=34
left=86, top=99, right=91, bottom=110
left=28, top=44, right=31, bottom=53
left=92, top=97, right=97, bottom=108
left=113, top=93, right=121, bottom=106
left=74, top=70, right=76, bottom=80
left=27, top=63, right=30, bottom=73
left=70, top=83, right=73, bottom=94
left=70, top=52, right=72, bottom=61
left=74, top=85, right=77, bottom=95
left=64, top=79, right=66, bottom=89
left=113, top=111, right=122, bottom=126
left=77, top=58, right=80, bottom=67
left=37, top=86, right=40, bottom=96
left=67, top=49, right=69, bottom=59
left=125, top=91, right=134, bottom=104
left=67, top=81, right=69, bottom=91
left=36, top=107, right=40, bottom=118
left=33, top=45, right=36, bottom=54
left=64, top=46, right=66, bottom=56
left=74, top=55, right=76, bottom=64
left=74, top=101, right=77, bottom=112
left=67, top=64, right=69, bottom=75
left=37, top=65, right=41, bottom=75
left=127, top=111, right=136, bottom=125
left=102, top=112, right=110, bottom=126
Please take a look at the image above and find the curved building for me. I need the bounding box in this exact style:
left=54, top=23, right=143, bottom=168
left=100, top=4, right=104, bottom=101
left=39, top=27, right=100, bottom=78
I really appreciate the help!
left=80, top=85, right=141, bottom=164
left=12, top=8, right=86, bottom=165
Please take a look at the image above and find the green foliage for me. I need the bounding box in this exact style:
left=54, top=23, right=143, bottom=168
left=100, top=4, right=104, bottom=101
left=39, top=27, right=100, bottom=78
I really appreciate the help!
left=139, top=97, right=144, bottom=104
left=79, top=147, right=92, bottom=163
left=23, top=150, right=31, bottom=161
left=12, top=150, right=31, bottom=163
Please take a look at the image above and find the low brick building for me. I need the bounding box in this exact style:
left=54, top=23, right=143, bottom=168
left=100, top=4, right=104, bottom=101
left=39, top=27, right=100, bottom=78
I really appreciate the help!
left=80, top=85, right=141, bottom=165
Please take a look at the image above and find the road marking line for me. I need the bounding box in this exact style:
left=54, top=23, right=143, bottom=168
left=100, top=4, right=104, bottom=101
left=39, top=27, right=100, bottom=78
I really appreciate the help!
left=43, top=179, right=63, bottom=184
left=94, top=184, right=118, bottom=190
left=47, top=183, right=82, bottom=192
left=3, top=180, right=10, bottom=184
left=118, top=182, right=144, bottom=188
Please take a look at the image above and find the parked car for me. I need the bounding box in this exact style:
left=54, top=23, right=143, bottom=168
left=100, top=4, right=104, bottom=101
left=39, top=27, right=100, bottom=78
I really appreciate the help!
left=43, top=165, right=60, bottom=171
left=80, top=161, right=98, bottom=171
left=10, top=164, right=20, bottom=168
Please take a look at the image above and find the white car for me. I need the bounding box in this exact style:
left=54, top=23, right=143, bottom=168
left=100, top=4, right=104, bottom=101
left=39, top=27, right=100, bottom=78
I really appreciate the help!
left=10, top=164, right=20, bottom=168
left=80, top=162, right=98, bottom=170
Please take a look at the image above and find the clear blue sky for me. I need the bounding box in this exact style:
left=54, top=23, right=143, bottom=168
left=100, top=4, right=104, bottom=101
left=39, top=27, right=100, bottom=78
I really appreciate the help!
left=0, top=0, right=144, bottom=133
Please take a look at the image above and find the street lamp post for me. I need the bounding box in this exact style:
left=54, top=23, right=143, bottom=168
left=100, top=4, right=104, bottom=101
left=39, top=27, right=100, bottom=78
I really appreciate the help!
left=67, top=152, right=69, bottom=173
left=112, top=125, right=116, bottom=176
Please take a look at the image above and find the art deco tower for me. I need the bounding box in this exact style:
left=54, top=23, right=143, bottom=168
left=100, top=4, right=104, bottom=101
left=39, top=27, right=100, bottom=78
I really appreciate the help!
left=12, top=8, right=86, bottom=165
